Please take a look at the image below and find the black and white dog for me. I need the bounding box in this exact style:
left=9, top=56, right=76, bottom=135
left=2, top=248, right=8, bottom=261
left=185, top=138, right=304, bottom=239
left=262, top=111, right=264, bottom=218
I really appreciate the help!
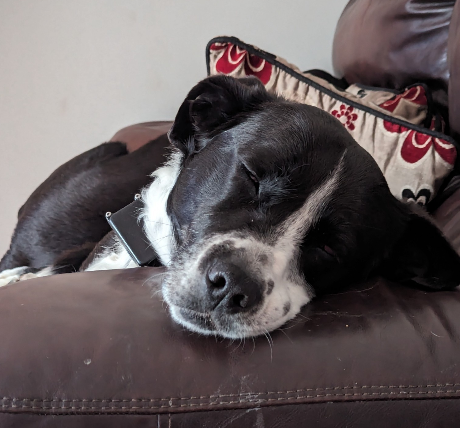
left=1, top=76, right=459, bottom=338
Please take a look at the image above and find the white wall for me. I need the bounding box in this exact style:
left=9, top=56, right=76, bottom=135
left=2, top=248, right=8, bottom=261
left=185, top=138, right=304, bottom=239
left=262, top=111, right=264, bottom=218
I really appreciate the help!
left=0, top=0, right=348, bottom=256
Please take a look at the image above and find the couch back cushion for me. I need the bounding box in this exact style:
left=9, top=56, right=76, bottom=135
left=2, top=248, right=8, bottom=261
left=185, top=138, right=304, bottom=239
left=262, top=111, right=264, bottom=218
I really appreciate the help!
left=332, top=0, right=455, bottom=109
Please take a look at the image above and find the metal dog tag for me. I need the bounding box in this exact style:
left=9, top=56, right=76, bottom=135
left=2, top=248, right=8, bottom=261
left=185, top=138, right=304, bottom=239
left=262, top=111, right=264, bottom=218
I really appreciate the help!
left=106, top=194, right=159, bottom=267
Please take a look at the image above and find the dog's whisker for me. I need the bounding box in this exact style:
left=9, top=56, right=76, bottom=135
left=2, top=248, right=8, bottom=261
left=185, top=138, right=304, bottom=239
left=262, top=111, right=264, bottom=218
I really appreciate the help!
left=278, top=328, right=294, bottom=344
left=143, top=272, right=167, bottom=287
left=151, top=287, right=163, bottom=296
left=263, top=330, right=274, bottom=362
left=289, top=163, right=311, bottom=173
left=278, top=323, right=298, bottom=331
left=233, top=337, right=244, bottom=352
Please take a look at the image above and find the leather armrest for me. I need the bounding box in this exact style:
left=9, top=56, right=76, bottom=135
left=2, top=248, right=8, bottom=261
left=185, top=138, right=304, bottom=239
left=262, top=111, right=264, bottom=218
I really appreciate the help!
left=110, top=121, right=173, bottom=152
left=1, top=265, right=460, bottom=426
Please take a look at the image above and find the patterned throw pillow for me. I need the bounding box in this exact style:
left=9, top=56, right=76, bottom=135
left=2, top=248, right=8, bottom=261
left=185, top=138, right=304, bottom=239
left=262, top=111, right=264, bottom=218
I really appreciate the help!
left=206, top=36, right=458, bottom=206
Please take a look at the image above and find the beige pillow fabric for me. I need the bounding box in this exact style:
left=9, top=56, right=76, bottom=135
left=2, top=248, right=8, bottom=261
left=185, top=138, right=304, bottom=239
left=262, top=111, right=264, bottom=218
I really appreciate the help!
left=206, top=37, right=458, bottom=206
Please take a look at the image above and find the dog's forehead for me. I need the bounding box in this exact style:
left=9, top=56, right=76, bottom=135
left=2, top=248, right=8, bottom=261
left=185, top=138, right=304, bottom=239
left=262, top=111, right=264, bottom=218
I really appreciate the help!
left=228, top=103, right=352, bottom=175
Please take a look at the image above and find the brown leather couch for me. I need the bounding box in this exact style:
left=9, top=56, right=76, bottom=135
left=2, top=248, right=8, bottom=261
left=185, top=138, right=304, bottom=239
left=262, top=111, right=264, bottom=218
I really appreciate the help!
left=1, top=1, right=460, bottom=426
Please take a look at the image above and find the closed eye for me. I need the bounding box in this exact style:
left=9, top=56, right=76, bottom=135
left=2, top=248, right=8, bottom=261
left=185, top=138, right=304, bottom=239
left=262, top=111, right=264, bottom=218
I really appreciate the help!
left=242, top=164, right=260, bottom=195
left=320, top=244, right=339, bottom=261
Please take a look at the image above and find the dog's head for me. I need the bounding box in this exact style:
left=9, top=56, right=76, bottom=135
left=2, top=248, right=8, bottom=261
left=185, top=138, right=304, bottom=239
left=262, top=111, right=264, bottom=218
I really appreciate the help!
left=149, top=76, right=460, bottom=338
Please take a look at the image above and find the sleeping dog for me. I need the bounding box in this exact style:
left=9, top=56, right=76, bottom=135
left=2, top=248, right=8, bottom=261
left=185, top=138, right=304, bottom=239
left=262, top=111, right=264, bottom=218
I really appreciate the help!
left=1, top=75, right=459, bottom=338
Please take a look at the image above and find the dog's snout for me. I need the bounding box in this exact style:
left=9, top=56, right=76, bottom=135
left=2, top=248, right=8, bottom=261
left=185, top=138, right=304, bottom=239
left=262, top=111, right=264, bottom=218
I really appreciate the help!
left=206, top=261, right=263, bottom=313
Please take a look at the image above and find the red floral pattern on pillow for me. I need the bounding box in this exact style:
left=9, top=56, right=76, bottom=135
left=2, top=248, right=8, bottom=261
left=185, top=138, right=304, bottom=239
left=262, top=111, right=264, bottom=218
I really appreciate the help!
left=331, top=105, right=358, bottom=131
left=379, top=86, right=427, bottom=112
left=384, top=120, right=456, bottom=165
left=209, top=43, right=272, bottom=84
left=383, top=121, right=408, bottom=133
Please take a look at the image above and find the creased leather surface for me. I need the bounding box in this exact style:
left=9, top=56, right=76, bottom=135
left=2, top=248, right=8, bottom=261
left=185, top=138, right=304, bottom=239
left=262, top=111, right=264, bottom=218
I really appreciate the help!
left=333, top=0, right=454, bottom=104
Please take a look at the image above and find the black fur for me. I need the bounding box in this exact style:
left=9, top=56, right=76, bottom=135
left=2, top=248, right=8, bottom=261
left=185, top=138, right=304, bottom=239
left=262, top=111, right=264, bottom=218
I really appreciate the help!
left=0, top=135, right=170, bottom=273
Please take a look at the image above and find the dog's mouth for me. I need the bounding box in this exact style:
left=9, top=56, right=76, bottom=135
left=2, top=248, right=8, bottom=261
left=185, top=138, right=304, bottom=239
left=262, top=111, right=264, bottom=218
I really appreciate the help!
left=168, top=301, right=298, bottom=339
left=169, top=303, right=256, bottom=338
left=176, top=307, right=217, bottom=333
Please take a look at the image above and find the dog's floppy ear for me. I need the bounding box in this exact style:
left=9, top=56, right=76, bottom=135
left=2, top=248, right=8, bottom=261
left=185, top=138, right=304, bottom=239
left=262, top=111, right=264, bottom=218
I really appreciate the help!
left=384, top=204, right=460, bottom=290
left=168, top=75, right=271, bottom=157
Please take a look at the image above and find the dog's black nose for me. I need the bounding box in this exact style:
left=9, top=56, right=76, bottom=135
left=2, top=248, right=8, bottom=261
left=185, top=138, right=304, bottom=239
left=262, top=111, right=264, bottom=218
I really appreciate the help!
left=206, top=262, right=263, bottom=313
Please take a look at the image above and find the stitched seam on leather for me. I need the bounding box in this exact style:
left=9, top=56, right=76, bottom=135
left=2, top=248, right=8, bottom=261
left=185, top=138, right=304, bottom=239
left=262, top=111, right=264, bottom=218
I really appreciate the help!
left=3, top=383, right=460, bottom=403
left=2, top=386, right=460, bottom=411
left=2, top=391, right=460, bottom=411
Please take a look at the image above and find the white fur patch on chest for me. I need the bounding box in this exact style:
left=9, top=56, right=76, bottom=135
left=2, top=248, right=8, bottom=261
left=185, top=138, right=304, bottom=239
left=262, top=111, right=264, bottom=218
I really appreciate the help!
left=140, top=150, right=183, bottom=266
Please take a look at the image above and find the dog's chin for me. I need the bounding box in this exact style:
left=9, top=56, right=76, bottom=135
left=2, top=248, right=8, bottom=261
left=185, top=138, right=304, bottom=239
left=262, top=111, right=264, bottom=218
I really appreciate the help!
left=168, top=304, right=297, bottom=339
left=169, top=306, right=218, bottom=336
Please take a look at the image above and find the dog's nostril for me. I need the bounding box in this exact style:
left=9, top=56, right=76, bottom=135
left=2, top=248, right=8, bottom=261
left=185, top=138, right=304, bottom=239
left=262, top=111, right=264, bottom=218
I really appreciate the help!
left=207, top=272, right=227, bottom=288
left=232, top=294, right=249, bottom=309
left=213, top=275, right=227, bottom=288
left=205, top=261, right=263, bottom=313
